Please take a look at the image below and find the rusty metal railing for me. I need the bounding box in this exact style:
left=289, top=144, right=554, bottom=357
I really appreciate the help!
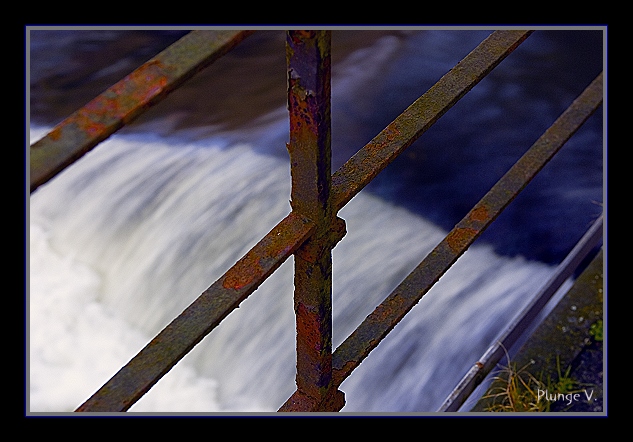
left=29, top=29, right=603, bottom=413
left=30, top=30, right=254, bottom=193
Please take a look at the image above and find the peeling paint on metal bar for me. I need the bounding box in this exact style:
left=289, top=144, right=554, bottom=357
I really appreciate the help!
left=287, top=30, right=332, bottom=222
left=330, top=71, right=603, bottom=389
left=76, top=212, right=314, bottom=412
left=331, top=30, right=532, bottom=212
left=30, top=30, right=253, bottom=193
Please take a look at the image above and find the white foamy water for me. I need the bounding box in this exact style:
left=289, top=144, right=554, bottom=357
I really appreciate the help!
left=28, top=123, right=558, bottom=413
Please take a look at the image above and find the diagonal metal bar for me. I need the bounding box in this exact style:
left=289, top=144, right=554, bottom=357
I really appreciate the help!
left=330, top=71, right=603, bottom=391
left=331, top=30, right=533, bottom=212
left=30, top=30, right=254, bottom=193
left=76, top=211, right=314, bottom=412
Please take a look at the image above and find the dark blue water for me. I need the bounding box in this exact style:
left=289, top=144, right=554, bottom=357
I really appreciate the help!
left=357, top=30, right=604, bottom=264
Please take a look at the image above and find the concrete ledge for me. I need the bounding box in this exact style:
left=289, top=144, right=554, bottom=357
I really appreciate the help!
left=472, top=248, right=604, bottom=412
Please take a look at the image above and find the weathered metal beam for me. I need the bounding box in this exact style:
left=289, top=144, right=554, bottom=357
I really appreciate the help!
left=284, top=30, right=345, bottom=411
left=30, top=30, right=254, bottom=193
left=330, top=71, right=603, bottom=390
left=331, top=30, right=533, bottom=212
left=76, top=211, right=314, bottom=412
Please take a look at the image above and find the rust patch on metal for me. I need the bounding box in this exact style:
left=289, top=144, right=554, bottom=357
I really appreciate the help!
left=372, top=294, right=406, bottom=322
left=332, top=360, right=356, bottom=388
left=366, top=122, right=402, bottom=154
left=45, top=61, right=170, bottom=144
left=296, top=303, right=321, bottom=349
left=288, top=91, right=318, bottom=138
left=295, top=298, right=333, bottom=394
left=48, top=126, right=63, bottom=141
left=86, top=61, right=168, bottom=125
left=222, top=253, right=264, bottom=290
left=446, top=227, right=478, bottom=254
left=222, top=212, right=314, bottom=290
left=278, top=386, right=345, bottom=412
left=469, top=205, right=489, bottom=223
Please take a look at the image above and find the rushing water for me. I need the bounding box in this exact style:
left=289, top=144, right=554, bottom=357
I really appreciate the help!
left=27, top=28, right=604, bottom=413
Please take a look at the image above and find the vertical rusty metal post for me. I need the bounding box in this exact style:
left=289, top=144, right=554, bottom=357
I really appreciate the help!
left=284, top=30, right=345, bottom=411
